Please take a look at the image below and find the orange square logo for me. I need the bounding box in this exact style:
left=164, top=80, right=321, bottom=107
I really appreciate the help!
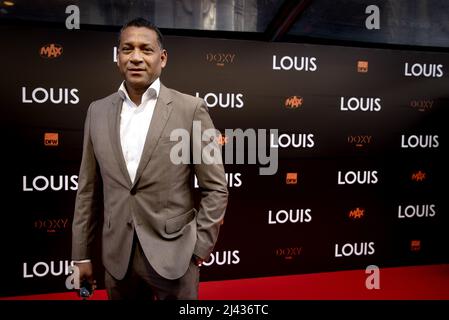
left=358, top=60, right=368, bottom=73
left=286, top=172, right=297, bottom=184
left=411, top=240, right=421, bottom=251
left=44, top=132, right=59, bottom=146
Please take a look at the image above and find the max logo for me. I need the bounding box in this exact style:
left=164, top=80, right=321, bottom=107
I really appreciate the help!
left=411, top=170, right=426, bottom=181
left=40, top=44, right=63, bottom=59
left=349, top=207, right=365, bottom=219
left=285, top=96, right=303, bottom=109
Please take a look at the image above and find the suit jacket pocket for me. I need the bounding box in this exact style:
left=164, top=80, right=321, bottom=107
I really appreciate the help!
left=165, top=208, right=196, bottom=234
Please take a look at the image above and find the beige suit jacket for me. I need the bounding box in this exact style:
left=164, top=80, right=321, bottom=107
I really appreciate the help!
left=72, top=84, right=228, bottom=280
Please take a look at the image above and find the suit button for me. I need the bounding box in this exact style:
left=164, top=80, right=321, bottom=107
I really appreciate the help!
left=130, top=189, right=136, bottom=195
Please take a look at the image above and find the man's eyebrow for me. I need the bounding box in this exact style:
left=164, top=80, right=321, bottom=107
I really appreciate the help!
left=121, top=41, right=153, bottom=47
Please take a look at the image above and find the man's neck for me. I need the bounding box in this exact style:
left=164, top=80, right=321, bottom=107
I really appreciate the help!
left=125, top=83, right=147, bottom=105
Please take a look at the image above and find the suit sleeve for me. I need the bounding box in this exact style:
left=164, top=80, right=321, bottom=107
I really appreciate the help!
left=192, top=99, right=229, bottom=260
left=72, top=103, right=103, bottom=261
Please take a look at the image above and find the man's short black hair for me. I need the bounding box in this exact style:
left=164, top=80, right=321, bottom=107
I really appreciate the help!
left=118, top=17, right=164, bottom=49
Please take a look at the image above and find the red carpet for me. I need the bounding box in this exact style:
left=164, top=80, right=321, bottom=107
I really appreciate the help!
left=2, top=264, right=449, bottom=300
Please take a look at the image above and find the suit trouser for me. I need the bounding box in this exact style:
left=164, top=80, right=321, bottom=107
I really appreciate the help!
left=104, top=234, right=200, bottom=300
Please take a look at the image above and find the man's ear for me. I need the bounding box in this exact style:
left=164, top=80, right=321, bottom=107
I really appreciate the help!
left=116, top=48, right=120, bottom=68
left=161, top=49, right=168, bottom=68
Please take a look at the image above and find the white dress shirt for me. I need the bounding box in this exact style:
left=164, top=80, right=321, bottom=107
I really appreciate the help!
left=118, top=78, right=160, bottom=183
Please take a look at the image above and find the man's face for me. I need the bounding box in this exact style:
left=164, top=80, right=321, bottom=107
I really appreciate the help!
left=117, top=26, right=167, bottom=91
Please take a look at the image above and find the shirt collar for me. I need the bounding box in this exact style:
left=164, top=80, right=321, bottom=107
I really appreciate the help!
left=118, top=78, right=160, bottom=107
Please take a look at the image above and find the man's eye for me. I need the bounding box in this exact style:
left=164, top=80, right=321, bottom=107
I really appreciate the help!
left=121, top=48, right=132, bottom=53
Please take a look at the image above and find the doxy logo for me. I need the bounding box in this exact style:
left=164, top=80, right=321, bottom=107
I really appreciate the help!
left=206, top=53, right=235, bottom=67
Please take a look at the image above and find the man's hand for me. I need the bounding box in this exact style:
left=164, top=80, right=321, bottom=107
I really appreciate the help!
left=75, top=262, right=96, bottom=291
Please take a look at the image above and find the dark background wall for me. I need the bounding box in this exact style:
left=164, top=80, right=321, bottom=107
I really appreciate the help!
left=1, top=24, right=448, bottom=297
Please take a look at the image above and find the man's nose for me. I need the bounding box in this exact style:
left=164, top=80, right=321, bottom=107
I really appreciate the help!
left=130, top=49, right=143, bottom=63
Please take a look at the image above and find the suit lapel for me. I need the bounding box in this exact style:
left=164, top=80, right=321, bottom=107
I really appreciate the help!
left=108, top=94, right=133, bottom=187
left=132, top=84, right=173, bottom=188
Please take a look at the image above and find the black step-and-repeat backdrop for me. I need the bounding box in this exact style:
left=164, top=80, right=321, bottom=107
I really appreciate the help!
left=1, top=25, right=448, bottom=297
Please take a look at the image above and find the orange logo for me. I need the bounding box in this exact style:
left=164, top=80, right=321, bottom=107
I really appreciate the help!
left=284, top=96, right=303, bottom=109
left=216, top=134, right=228, bottom=145
left=44, top=133, right=59, bottom=146
left=411, top=170, right=426, bottom=181
left=410, top=240, right=421, bottom=251
left=286, top=172, right=297, bottom=184
left=357, top=60, right=368, bottom=73
left=40, top=44, right=63, bottom=59
left=349, top=207, right=365, bottom=219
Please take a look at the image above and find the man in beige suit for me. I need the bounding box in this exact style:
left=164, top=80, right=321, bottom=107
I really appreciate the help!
left=71, top=18, right=228, bottom=300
